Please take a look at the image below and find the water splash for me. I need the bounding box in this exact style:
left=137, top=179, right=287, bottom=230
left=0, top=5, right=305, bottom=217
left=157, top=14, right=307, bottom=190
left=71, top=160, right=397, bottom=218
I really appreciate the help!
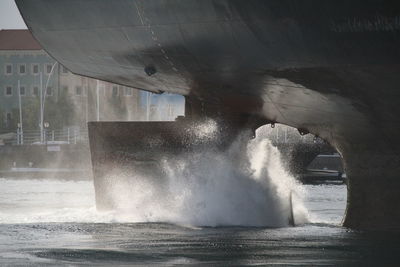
left=105, top=124, right=309, bottom=227
left=0, top=124, right=309, bottom=226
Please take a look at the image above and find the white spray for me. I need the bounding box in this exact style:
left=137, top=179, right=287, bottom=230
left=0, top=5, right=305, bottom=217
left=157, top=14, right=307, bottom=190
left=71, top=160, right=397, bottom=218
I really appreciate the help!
left=0, top=123, right=309, bottom=226
left=104, top=123, right=309, bottom=227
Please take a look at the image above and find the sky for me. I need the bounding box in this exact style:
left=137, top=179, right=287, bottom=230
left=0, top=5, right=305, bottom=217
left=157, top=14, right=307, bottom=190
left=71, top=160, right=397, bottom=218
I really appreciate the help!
left=0, top=0, right=27, bottom=30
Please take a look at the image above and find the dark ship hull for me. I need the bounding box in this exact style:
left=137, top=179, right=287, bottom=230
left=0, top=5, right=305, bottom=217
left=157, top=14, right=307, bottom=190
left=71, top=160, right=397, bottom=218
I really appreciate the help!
left=16, top=0, right=400, bottom=230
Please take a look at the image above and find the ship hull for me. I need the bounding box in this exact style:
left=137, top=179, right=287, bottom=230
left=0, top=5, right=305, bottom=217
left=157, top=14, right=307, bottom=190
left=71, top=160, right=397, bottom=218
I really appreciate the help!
left=16, top=0, right=400, bottom=231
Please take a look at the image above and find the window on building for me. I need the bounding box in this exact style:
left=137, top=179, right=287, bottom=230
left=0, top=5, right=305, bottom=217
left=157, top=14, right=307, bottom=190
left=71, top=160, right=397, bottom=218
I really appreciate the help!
left=46, top=86, right=52, bottom=96
left=5, top=86, right=12, bottom=96
left=125, top=87, right=133, bottom=96
left=62, top=86, right=69, bottom=93
left=76, top=86, right=82, bottom=96
left=46, top=64, right=53, bottom=74
left=62, top=65, right=69, bottom=74
left=112, top=86, right=119, bottom=97
left=5, top=112, right=12, bottom=128
left=32, top=64, right=39, bottom=75
left=32, top=86, right=39, bottom=96
left=19, top=64, right=26, bottom=75
left=19, top=86, right=26, bottom=96
left=5, top=64, right=12, bottom=75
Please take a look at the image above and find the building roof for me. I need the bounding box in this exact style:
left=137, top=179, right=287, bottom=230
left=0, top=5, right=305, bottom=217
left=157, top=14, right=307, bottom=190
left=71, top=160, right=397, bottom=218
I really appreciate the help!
left=0, top=29, right=42, bottom=50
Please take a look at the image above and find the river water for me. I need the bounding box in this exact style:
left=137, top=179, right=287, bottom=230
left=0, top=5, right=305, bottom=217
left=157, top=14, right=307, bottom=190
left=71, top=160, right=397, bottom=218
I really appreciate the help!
left=1, top=178, right=399, bottom=266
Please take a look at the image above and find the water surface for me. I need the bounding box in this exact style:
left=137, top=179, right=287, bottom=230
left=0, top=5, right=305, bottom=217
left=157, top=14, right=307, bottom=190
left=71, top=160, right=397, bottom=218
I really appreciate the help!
left=1, top=178, right=398, bottom=266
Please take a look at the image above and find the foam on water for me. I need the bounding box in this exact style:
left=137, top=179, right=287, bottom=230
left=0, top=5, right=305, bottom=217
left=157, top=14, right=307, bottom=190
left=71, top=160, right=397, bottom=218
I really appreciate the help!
left=0, top=179, right=100, bottom=224
left=0, top=123, right=309, bottom=227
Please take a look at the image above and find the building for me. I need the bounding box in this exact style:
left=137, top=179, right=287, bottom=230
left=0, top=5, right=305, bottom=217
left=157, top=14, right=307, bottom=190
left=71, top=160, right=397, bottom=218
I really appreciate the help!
left=0, top=29, right=58, bottom=130
left=140, top=92, right=185, bottom=121
left=0, top=29, right=142, bottom=133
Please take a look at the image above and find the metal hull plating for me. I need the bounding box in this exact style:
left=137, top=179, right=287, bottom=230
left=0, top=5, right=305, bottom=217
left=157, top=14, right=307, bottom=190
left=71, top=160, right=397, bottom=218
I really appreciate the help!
left=15, top=0, right=400, bottom=136
left=16, top=0, right=400, bottom=231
